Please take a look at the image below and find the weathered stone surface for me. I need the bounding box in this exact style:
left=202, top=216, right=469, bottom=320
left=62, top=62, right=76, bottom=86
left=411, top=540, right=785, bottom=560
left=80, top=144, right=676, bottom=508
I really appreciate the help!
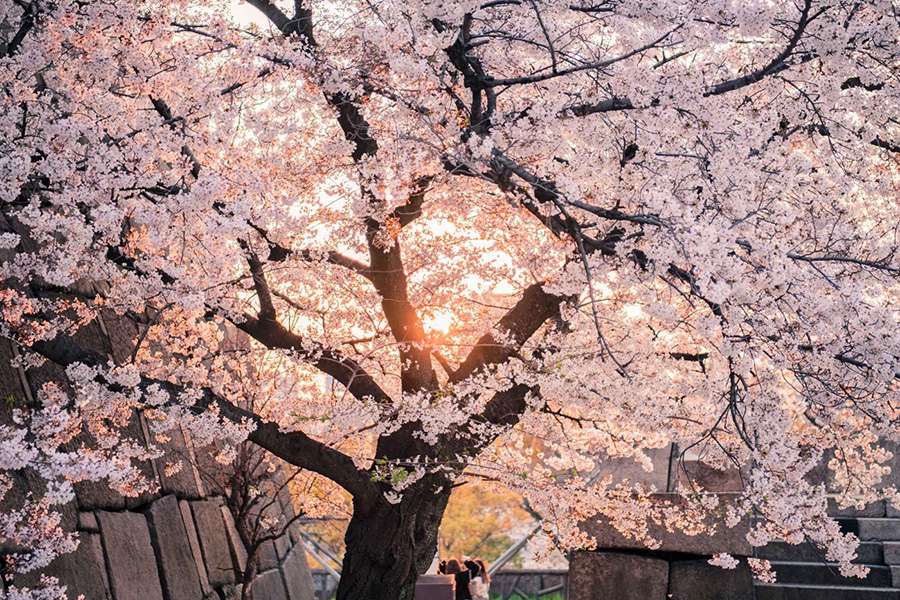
left=77, top=511, right=98, bottom=532
left=258, top=539, right=281, bottom=571
left=593, top=445, right=672, bottom=491
left=76, top=413, right=159, bottom=510
left=74, top=474, right=127, bottom=509
left=755, top=584, right=900, bottom=600
left=668, top=559, right=754, bottom=600
left=99, top=309, right=139, bottom=364
left=96, top=510, right=165, bottom=600
left=191, top=499, right=236, bottom=586
left=885, top=541, right=900, bottom=565
left=249, top=569, right=288, bottom=600
left=288, top=519, right=303, bottom=546
left=16, top=532, right=112, bottom=599
left=889, top=503, right=900, bottom=519
left=757, top=541, right=883, bottom=564
left=772, top=563, right=892, bottom=587
left=892, top=565, right=900, bottom=588
left=221, top=504, right=248, bottom=572
left=147, top=495, right=204, bottom=600
left=282, top=543, right=317, bottom=600
left=856, top=518, right=900, bottom=541
left=179, top=500, right=212, bottom=595
left=805, top=450, right=842, bottom=493
left=124, top=415, right=163, bottom=509
left=568, top=552, right=668, bottom=600
left=671, top=460, right=743, bottom=493
left=154, top=425, right=204, bottom=499
left=0, top=340, right=26, bottom=423
left=415, top=575, right=455, bottom=600
left=583, top=493, right=752, bottom=555
left=275, top=532, right=291, bottom=560
left=828, top=498, right=886, bottom=517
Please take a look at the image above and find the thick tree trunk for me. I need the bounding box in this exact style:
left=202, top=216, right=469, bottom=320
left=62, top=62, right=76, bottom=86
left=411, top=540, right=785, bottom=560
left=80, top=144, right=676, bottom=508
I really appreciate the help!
left=335, top=488, right=451, bottom=600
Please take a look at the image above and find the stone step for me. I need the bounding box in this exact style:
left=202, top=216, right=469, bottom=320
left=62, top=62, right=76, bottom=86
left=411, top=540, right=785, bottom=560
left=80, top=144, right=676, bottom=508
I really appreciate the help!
left=828, top=499, right=887, bottom=518
left=885, top=542, right=900, bottom=565
left=756, top=542, right=884, bottom=564
left=833, top=518, right=900, bottom=541
left=755, top=583, right=900, bottom=600
left=768, top=561, right=893, bottom=587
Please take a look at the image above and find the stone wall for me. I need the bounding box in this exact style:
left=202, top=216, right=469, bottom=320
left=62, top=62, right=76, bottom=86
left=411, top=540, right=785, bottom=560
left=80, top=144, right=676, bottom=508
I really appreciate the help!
left=0, top=309, right=317, bottom=600
left=568, top=444, right=900, bottom=599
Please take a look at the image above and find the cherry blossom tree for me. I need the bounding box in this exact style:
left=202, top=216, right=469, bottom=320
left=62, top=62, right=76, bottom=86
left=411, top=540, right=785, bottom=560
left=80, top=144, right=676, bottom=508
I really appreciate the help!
left=1, top=0, right=898, bottom=598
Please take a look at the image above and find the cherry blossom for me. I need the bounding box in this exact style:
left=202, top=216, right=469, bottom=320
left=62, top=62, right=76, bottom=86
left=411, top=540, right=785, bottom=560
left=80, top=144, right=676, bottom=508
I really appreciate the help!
left=0, top=0, right=897, bottom=598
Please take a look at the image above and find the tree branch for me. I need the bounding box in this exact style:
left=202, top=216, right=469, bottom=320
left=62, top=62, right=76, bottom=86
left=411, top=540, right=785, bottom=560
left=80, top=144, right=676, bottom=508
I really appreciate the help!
left=232, top=314, right=393, bottom=405
left=26, top=333, right=378, bottom=501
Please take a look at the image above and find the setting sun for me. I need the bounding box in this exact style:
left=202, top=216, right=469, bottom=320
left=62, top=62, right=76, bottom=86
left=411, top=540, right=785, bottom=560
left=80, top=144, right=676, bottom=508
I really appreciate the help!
left=424, top=309, right=454, bottom=335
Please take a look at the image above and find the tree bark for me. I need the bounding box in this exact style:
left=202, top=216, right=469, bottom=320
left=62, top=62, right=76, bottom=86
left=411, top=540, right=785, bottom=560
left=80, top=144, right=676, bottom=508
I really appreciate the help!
left=336, top=487, right=451, bottom=600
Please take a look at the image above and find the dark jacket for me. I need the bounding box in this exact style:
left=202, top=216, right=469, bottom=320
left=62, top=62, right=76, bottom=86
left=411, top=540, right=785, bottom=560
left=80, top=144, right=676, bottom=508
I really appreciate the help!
left=453, top=570, right=472, bottom=600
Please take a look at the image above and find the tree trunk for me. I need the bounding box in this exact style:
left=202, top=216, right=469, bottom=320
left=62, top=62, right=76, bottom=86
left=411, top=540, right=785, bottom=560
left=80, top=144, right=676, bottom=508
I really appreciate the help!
left=335, top=488, right=451, bottom=600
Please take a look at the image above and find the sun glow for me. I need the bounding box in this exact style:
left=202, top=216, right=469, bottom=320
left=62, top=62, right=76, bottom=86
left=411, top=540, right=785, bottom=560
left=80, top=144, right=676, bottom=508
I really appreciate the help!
left=423, top=310, right=454, bottom=335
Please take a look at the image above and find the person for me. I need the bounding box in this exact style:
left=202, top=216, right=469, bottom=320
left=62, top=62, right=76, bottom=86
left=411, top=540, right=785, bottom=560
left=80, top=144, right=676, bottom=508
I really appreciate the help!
left=444, top=558, right=472, bottom=600
left=468, top=559, right=490, bottom=600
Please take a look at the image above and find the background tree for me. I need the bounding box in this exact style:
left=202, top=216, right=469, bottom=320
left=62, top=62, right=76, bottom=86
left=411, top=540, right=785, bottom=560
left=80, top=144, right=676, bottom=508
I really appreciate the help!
left=439, top=482, right=531, bottom=564
left=0, top=1, right=898, bottom=599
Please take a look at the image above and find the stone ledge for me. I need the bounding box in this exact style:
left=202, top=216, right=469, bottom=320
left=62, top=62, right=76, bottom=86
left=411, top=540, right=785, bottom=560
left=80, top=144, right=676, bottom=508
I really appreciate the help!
left=582, top=493, right=751, bottom=555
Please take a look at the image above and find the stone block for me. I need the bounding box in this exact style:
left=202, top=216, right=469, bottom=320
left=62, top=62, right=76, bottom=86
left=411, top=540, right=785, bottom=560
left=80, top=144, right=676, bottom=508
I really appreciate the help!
left=77, top=511, right=98, bottom=532
left=250, top=569, right=288, bottom=600
left=568, top=552, right=668, bottom=600
left=583, top=493, right=751, bottom=555
left=885, top=542, right=900, bottom=565
left=153, top=425, right=204, bottom=499
left=892, top=565, right=900, bottom=588
left=757, top=541, right=883, bottom=564
left=827, top=498, right=886, bottom=517
left=0, top=470, right=76, bottom=545
left=258, top=539, right=281, bottom=571
left=99, top=309, right=139, bottom=364
left=593, top=445, right=672, bottom=491
left=24, top=354, right=71, bottom=399
left=147, top=495, right=204, bottom=600
left=74, top=479, right=127, bottom=510
left=888, top=502, right=900, bottom=519
left=0, top=340, right=26, bottom=424
left=288, top=520, right=302, bottom=546
left=856, top=518, right=900, bottom=541
left=96, top=510, right=165, bottom=600
left=771, top=563, right=892, bottom=587
left=221, top=504, right=248, bottom=572
left=191, top=499, right=236, bottom=586
left=179, top=500, right=212, bottom=595
left=281, top=543, right=316, bottom=600
left=275, top=533, right=291, bottom=560
left=755, top=584, right=900, bottom=600
left=415, top=575, right=455, bottom=600
left=16, top=532, right=112, bottom=599
left=75, top=412, right=159, bottom=510
left=57, top=532, right=114, bottom=600
left=668, top=559, right=755, bottom=600
left=671, top=459, right=743, bottom=493
left=805, top=450, right=841, bottom=493
left=219, top=584, right=243, bottom=600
